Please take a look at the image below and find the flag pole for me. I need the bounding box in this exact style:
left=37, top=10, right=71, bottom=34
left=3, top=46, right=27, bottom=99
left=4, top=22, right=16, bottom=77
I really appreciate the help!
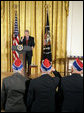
left=42, top=4, right=52, bottom=63
left=11, top=4, right=17, bottom=71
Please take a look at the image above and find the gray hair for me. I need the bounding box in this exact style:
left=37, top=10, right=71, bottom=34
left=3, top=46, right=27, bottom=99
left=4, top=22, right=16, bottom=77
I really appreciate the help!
left=25, top=30, right=29, bottom=33
left=13, top=69, right=21, bottom=73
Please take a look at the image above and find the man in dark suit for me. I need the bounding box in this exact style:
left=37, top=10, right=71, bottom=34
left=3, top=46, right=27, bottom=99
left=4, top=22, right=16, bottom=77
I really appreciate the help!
left=61, top=58, right=83, bottom=112
left=1, top=58, right=28, bottom=112
left=19, top=30, right=35, bottom=75
left=27, top=59, right=61, bottom=112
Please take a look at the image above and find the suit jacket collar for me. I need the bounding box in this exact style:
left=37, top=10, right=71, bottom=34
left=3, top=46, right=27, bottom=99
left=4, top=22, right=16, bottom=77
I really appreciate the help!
left=41, top=74, right=51, bottom=78
left=24, top=36, right=30, bottom=40
left=12, top=72, right=26, bottom=79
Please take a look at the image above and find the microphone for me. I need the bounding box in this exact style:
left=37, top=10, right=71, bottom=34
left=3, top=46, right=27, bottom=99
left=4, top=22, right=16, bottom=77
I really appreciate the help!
left=21, top=37, right=23, bottom=42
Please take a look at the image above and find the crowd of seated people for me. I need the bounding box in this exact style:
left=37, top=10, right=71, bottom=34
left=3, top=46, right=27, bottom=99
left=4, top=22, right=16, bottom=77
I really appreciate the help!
left=1, top=58, right=83, bottom=112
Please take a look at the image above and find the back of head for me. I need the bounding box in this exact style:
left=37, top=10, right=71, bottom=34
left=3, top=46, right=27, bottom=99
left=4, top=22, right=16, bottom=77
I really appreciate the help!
left=25, top=29, right=29, bottom=33
left=71, top=58, right=83, bottom=75
left=12, top=58, right=24, bottom=75
left=41, top=59, right=52, bottom=74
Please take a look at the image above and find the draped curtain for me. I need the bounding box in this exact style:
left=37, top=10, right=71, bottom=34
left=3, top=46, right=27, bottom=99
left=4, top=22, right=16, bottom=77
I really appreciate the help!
left=1, top=1, right=69, bottom=76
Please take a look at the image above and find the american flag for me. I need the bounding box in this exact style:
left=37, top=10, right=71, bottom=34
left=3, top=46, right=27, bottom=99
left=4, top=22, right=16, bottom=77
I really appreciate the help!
left=13, top=12, right=20, bottom=61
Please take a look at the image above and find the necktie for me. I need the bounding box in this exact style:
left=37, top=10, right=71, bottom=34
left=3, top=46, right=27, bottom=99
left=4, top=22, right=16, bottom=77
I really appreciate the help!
left=26, top=39, right=28, bottom=45
left=26, top=37, right=29, bottom=45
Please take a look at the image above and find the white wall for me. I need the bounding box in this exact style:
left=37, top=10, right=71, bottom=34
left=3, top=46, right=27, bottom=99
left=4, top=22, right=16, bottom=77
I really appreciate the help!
left=67, top=1, right=83, bottom=57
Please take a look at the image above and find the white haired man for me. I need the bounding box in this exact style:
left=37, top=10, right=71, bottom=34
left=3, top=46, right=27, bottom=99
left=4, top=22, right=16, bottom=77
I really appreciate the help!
left=27, top=59, right=61, bottom=112
left=1, top=58, right=28, bottom=112
left=61, top=58, right=83, bottom=112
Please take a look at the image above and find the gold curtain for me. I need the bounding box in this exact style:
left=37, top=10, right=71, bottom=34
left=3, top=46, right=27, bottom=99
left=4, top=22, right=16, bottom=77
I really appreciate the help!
left=1, top=1, right=69, bottom=76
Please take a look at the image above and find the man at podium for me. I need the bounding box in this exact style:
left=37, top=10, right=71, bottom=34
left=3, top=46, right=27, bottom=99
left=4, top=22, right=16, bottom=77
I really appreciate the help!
left=19, top=30, right=35, bottom=75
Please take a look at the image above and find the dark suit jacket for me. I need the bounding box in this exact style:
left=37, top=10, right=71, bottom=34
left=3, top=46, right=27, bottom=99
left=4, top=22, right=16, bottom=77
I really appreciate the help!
left=61, top=74, right=83, bottom=112
left=27, top=72, right=60, bottom=112
left=1, top=72, right=27, bottom=112
left=19, top=36, right=35, bottom=56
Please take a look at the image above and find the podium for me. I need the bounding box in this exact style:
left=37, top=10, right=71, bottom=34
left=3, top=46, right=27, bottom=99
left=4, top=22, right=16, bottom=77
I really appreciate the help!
left=12, top=45, right=32, bottom=75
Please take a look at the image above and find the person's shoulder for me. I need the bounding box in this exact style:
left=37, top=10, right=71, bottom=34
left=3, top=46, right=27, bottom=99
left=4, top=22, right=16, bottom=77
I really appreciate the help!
left=25, top=78, right=31, bottom=84
left=30, top=76, right=41, bottom=84
left=29, top=36, right=34, bottom=40
left=53, top=76, right=60, bottom=82
left=3, top=73, right=21, bottom=81
left=61, top=75, right=70, bottom=80
left=30, top=77, right=39, bottom=82
left=29, top=78, right=35, bottom=84
left=2, top=75, right=12, bottom=84
left=61, top=75, right=74, bottom=84
left=54, top=76, right=60, bottom=80
left=28, top=78, right=37, bottom=88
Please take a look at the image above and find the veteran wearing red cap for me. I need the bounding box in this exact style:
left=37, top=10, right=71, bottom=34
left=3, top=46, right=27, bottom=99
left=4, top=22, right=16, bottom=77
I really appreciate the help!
left=27, top=59, right=61, bottom=112
left=1, top=58, right=28, bottom=112
left=61, top=58, right=83, bottom=112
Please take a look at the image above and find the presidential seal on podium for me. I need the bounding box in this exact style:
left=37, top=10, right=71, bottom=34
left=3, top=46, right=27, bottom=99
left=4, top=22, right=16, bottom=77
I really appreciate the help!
left=17, top=45, right=23, bottom=51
